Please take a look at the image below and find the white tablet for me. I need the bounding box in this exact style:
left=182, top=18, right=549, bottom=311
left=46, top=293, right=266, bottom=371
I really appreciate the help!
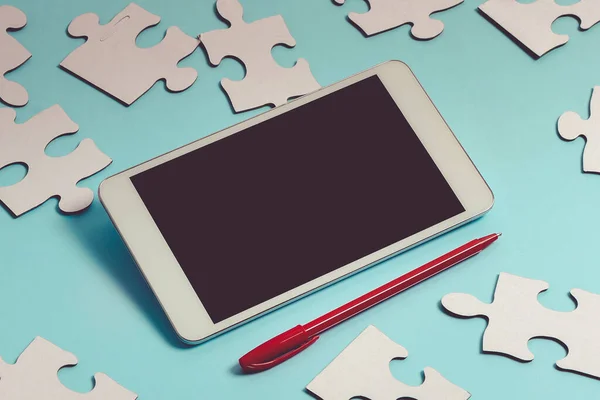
left=100, top=61, right=494, bottom=344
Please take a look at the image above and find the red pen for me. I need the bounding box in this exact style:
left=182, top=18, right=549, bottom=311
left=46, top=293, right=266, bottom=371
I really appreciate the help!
left=239, top=233, right=501, bottom=373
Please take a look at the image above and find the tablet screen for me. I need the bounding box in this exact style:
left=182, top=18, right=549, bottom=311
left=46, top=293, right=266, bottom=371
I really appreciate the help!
left=131, top=75, right=465, bottom=323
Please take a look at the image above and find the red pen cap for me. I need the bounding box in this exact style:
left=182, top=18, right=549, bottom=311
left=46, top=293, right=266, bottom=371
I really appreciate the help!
left=239, top=325, right=319, bottom=373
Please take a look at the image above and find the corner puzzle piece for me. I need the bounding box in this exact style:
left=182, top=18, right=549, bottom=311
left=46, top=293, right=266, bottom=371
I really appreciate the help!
left=0, top=5, right=31, bottom=107
left=333, top=0, right=464, bottom=39
left=0, top=105, right=112, bottom=217
left=200, top=0, right=321, bottom=112
left=558, top=87, right=600, bottom=174
left=307, top=326, right=470, bottom=400
left=442, top=272, right=600, bottom=378
left=61, top=3, right=199, bottom=105
left=0, top=337, right=137, bottom=399
left=479, top=0, right=600, bottom=57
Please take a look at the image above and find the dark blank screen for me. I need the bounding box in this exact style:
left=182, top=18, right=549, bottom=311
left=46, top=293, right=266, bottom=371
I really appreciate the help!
left=131, top=76, right=464, bottom=323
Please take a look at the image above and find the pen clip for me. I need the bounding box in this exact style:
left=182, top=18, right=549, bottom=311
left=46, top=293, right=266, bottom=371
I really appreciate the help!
left=240, top=325, right=320, bottom=373
left=243, top=335, right=320, bottom=373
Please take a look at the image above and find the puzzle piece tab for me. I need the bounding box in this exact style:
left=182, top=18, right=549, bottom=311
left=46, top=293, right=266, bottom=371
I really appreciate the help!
left=0, top=105, right=112, bottom=217
left=0, top=337, right=137, bottom=399
left=442, top=273, right=600, bottom=378
left=558, top=87, right=600, bottom=174
left=479, top=0, right=600, bottom=57
left=0, top=5, right=31, bottom=107
left=333, top=0, right=464, bottom=39
left=61, top=3, right=199, bottom=105
left=307, top=326, right=470, bottom=400
left=200, top=0, right=321, bottom=112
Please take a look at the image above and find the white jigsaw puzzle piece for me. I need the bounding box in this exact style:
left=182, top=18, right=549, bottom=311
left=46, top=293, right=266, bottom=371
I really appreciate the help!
left=61, top=2, right=199, bottom=105
left=0, top=105, right=112, bottom=217
left=333, top=0, right=464, bottom=39
left=307, top=326, right=471, bottom=400
left=479, top=0, right=600, bottom=57
left=558, top=87, right=600, bottom=174
left=442, top=272, right=600, bottom=379
left=200, top=0, right=321, bottom=112
left=0, top=337, right=137, bottom=399
left=0, top=5, right=31, bottom=107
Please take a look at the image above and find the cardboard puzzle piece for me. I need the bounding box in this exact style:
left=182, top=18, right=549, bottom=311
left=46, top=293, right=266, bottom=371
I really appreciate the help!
left=0, top=337, right=137, bottom=399
left=0, top=5, right=31, bottom=107
left=333, top=0, right=464, bottom=39
left=61, top=3, right=199, bottom=105
left=558, top=87, right=600, bottom=174
left=479, top=0, right=600, bottom=57
left=200, top=0, right=321, bottom=112
left=0, top=105, right=112, bottom=217
left=307, top=326, right=471, bottom=400
left=442, top=273, right=600, bottom=378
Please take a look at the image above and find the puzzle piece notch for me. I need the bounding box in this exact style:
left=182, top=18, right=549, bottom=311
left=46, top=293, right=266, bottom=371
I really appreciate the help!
left=558, top=87, right=600, bottom=173
left=0, top=5, right=31, bottom=107
left=200, top=0, right=321, bottom=112
left=332, top=0, right=464, bottom=39
left=306, top=325, right=471, bottom=400
left=61, top=3, right=199, bottom=105
left=442, top=272, right=600, bottom=378
left=0, top=337, right=137, bottom=399
left=0, top=105, right=112, bottom=217
left=479, top=0, right=600, bottom=57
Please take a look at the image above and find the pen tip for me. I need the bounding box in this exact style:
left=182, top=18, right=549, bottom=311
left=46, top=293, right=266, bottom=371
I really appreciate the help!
left=497, top=232, right=502, bottom=237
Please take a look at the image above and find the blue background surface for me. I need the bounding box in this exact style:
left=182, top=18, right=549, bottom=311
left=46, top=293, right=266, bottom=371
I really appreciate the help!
left=2, top=0, right=600, bottom=398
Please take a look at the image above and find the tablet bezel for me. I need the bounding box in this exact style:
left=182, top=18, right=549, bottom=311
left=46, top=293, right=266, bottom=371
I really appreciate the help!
left=99, top=61, right=494, bottom=344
